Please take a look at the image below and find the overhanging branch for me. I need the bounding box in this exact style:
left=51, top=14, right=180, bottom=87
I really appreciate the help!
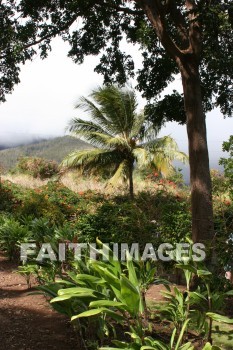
left=166, top=0, right=189, bottom=47
left=136, top=0, right=183, bottom=59
left=0, top=15, right=78, bottom=60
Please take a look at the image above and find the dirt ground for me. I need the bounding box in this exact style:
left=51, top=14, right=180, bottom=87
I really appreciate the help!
left=0, top=253, right=79, bottom=350
left=3, top=252, right=231, bottom=350
left=0, top=251, right=175, bottom=350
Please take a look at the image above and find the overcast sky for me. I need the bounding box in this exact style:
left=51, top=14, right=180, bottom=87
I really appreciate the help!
left=0, top=38, right=232, bottom=165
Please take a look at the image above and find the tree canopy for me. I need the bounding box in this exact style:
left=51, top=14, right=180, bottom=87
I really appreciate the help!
left=1, top=1, right=232, bottom=123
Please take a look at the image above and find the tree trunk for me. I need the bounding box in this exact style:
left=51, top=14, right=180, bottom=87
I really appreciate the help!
left=128, top=160, right=134, bottom=199
left=179, top=57, right=214, bottom=243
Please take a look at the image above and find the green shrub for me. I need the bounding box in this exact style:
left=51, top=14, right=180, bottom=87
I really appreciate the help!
left=16, top=190, right=65, bottom=225
left=0, top=179, right=23, bottom=211
left=76, top=198, right=157, bottom=249
left=15, top=156, right=59, bottom=179
left=37, top=242, right=232, bottom=350
left=0, top=215, right=31, bottom=260
left=135, top=190, right=191, bottom=245
left=219, top=135, right=233, bottom=192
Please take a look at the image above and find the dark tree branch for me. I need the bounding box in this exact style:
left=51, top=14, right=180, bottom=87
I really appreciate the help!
left=0, top=15, right=78, bottom=60
left=184, top=0, right=202, bottom=58
left=166, top=0, right=189, bottom=48
left=0, top=3, right=142, bottom=61
left=136, top=0, right=183, bottom=59
left=112, top=5, right=143, bottom=16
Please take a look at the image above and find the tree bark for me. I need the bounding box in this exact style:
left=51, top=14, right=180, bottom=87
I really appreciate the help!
left=135, top=0, right=215, bottom=243
left=128, top=160, right=134, bottom=199
left=178, top=56, right=214, bottom=243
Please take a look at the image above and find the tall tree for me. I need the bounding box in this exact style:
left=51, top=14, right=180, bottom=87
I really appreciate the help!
left=62, top=85, right=187, bottom=198
left=1, top=1, right=232, bottom=242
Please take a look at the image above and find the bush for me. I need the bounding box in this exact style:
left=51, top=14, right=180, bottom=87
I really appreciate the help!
left=0, top=215, right=31, bottom=260
left=16, top=190, right=66, bottom=225
left=219, top=135, right=233, bottom=199
left=77, top=195, right=164, bottom=249
left=37, top=242, right=233, bottom=350
left=15, top=156, right=59, bottom=179
left=57, top=189, right=192, bottom=264
left=0, top=179, right=23, bottom=211
left=135, top=190, right=191, bottom=244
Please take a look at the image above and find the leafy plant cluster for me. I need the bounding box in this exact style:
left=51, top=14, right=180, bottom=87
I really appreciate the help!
left=0, top=156, right=232, bottom=349
left=219, top=136, right=233, bottom=198
left=212, top=136, right=233, bottom=277
left=0, top=173, right=232, bottom=274
left=35, top=241, right=233, bottom=350
left=13, top=156, right=59, bottom=179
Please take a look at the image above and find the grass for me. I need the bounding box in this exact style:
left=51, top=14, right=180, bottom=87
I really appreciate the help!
left=212, top=322, right=233, bottom=350
left=2, top=174, right=48, bottom=189
left=146, top=297, right=233, bottom=350
left=2, top=170, right=184, bottom=197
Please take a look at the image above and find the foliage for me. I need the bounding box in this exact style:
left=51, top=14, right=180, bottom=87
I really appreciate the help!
left=16, top=190, right=66, bottom=225
left=7, top=181, right=89, bottom=224
left=0, top=172, right=232, bottom=348
left=62, top=85, right=187, bottom=197
left=0, top=214, right=31, bottom=260
left=76, top=199, right=158, bottom=250
left=1, top=0, right=232, bottom=245
left=0, top=173, right=231, bottom=273
left=15, top=156, right=59, bottom=179
left=35, top=241, right=233, bottom=350
left=211, top=138, right=233, bottom=279
left=0, top=179, right=23, bottom=211
left=219, top=135, right=233, bottom=196
left=1, top=1, right=232, bottom=121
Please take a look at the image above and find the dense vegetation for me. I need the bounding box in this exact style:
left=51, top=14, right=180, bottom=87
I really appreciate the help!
left=0, top=136, right=232, bottom=349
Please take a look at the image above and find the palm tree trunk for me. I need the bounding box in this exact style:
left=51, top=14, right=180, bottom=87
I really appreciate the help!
left=128, top=160, right=134, bottom=199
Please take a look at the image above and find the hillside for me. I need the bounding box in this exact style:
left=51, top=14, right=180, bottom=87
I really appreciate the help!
left=0, top=136, right=92, bottom=170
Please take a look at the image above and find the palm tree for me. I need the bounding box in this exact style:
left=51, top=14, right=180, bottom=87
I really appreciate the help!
left=62, top=86, right=187, bottom=198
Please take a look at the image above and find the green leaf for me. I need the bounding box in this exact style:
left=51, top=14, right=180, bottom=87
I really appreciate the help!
left=225, top=290, right=233, bottom=296
left=72, top=274, right=105, bottom=284
left=189, top=291, right=207, bottom=302
left=176, top=264, right=196, bottom=274
left=112, top=340, right=131, bottom=348
left=120, top=274, right=140, bottom=316
left=51, top=295, right=76, bottom=303
left=58, top=287, right=95, bottom=295
left=206, top=312, right=233, bottom=323
left=91, top=263, right=121, bottom=291
left=202, top=343, right=221, bottom=350
left=197, top=270, right=212, bottom=277
left=126, top=251, right=139, bottom=287
left=175, top=319, right=191, bottom=350
left=170, top=328, right=176, bottom=348
left=103, top=309, right=124, bottom=322
left=89, top=300, right=124, bottom=308
left=54, top=279, right=76, bottom=287
left=71, top=308, right=105, bottom=320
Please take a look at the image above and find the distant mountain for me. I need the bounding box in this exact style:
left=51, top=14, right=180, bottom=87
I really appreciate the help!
left=0, top=136, right=92, bottom=170
left=0, top=134, right=49, bottom=150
